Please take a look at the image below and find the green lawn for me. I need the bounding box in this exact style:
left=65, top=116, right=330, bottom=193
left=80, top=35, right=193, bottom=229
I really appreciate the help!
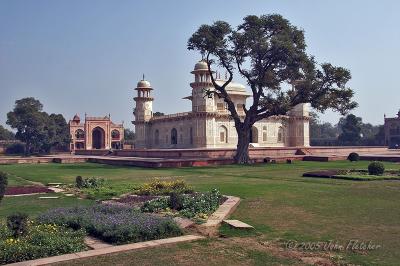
left=0, top=161, right=400, bottom=265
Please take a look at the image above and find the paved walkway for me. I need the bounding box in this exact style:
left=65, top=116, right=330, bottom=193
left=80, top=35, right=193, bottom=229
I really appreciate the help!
left=8, top=235, right=204, bottom=266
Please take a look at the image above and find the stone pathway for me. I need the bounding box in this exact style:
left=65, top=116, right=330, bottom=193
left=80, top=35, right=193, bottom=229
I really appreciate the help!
left=84, top=236, right=113, bottom=249
left=173, top=217, right=195, bottom=229
left=8, top=235, right=204, bottom=266
left=223, top=219, right=254, bottom=229
left=198, top=196, right=241, bottom=236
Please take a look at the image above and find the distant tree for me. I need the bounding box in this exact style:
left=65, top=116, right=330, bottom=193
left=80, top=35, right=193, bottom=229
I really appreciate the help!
left=0, top=125, right=14, bottom=140
left=309, top=111, right=339, bottom=146
left=40, top=113, right=70, bottom=153
left=124, top=129, right=135, bottom=141
left=153, top=112, right=165, bottom=117
left=6, top=97, right=70, bottom=155
left=188, top=14, right=356, bottom=163
left=338, top=114, right=362, bottom=145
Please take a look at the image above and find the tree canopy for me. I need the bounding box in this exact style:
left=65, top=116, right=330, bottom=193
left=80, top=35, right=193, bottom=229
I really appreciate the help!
left=6, top=97, right=70, bottom=154
left=0, top=125, right=14, bottom=140
left=188, top=14, right=357, bottom=163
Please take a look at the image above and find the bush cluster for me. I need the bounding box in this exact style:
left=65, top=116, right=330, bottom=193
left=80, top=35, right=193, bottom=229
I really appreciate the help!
left=37, top=204, right=182, bottom=244
left=5, top=143, right=25, bottom=155
left=0, top=171, right=7, bottom=204
left=0, top=222, right=86, bottom=264
left=75, top=176, right=105, bottom=189
left=141, top=189, right=222, bottom=219
left=6, top=213, right=28, bottom=238
left=347, top=152, right=360, bottom=162
left=135, top=179, right=194, bottom=196
left=368, top=161, right=385, bottom=175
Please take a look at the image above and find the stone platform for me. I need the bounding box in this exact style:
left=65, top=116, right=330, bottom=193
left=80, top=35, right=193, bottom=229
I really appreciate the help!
left=0, top=147, right=398, bottom=168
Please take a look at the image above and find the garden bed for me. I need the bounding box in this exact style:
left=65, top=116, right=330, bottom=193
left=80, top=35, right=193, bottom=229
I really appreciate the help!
left=0, top=221, right=86, bottom=265
left=37, top=204, right=183, bottom=245
left=303, top=169, right=400, bottom=181
left=5, top=185, right=53, bottom=196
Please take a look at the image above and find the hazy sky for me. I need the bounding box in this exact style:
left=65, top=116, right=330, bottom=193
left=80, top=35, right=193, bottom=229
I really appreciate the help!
left=1, top=0, right=399, bottom=130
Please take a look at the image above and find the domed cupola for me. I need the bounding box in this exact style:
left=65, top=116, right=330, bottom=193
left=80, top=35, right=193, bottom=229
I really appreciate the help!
left=72, top=114, right=80, bottom=123
left=136, top=79, right=152, bottom=89
left=191, top=59, right=214, bottom=84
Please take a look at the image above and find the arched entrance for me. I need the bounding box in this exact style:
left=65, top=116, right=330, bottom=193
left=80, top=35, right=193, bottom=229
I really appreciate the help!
left=92, top=127, right=105, bottom=149
left=250, top=126, right=258, bottom=143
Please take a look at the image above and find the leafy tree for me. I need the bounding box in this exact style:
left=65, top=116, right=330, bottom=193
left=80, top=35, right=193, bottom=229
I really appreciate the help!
left=188, top=14, right=356, bottom=163
left=0, top=125, right=15, bottom=140
left=40, top=113, right=70, bottom=153
left=338, top=114, right=362, bottom=145
left=153, top=112, right=165, bottom=117
left=6, top=97, right=70, bottom=154
left=124, top=128, right=135, bottom=141
left=309, top=111, right=339, bottom=146
left=0, top=171, right=7, bottom=205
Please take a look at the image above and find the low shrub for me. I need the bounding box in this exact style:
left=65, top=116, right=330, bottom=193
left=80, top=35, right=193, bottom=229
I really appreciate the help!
left=37, top=204, right=182, bottom=244
left=142, top=189, right=222, bottom=219
left=141, top=197, right=170, bottom=212
left=7, top=213, right=28, bottom=238
left=0, top=171, right=7, bottom=204
left=75, top=176, right=83, bottom=188
left=75, top=177, right=105, bottom=189
left=5, top=143, right=25, bottom=155
left=347, top=152, right=360, bottom=162
left=135, top=179, right=193, bottom=196
left=179, top=189, right=222, bottom=219
left=170, top=192, right=184, bottom=210
left=368, top=161, right=385, bottom=175
left=0, top=222, right=86, bottom=264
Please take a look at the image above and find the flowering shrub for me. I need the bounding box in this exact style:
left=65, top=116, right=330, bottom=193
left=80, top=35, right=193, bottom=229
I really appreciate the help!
left=0, top=171, right=7, bottom=205
left=37, top=204, right=182, bottom=244
left=0, top=221, right=86, bottom=264
left=76, top=176, right=105, bottom=189
left=141, top=189, right=222, bottom=219
left=135, top=179, right=193, bottom=196
left=7, top=212, right=29, bottom=238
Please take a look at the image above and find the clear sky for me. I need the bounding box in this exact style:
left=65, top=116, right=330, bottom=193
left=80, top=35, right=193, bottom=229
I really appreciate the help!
left=1, top=0, right=399, bottom=130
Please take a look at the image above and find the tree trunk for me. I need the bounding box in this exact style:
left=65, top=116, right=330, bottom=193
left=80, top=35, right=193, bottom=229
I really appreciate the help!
left=234, top=127, right=251, bottom=164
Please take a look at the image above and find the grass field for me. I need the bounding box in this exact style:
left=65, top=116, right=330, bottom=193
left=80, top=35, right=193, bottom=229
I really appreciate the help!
left=0, top=161, right=399, bottom=265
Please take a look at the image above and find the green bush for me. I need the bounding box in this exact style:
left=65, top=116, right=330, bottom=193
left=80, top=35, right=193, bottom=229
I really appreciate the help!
left=141, top=197, right=170, bottom=212
left=347, top=152, right=360, bottom=162
left=37, top=204, right=182, bottom=244
left=0, top=222, right=86, bottom=264
left=76, top=177, right=105, bottom=189
left=142, top=189, right=222, bottom=219
left=5, top=143, right=25, bottom=155
left=75, top=176, right=83, bottom=188
left=7, top=213, right=28, bottom=238
left=170, top=192, right=184, bottom=210
left=135, top=179, right=193, bottom=196
left=368, top=161, right=385, bottom=175
left=0, top=171, right=7, bottom=205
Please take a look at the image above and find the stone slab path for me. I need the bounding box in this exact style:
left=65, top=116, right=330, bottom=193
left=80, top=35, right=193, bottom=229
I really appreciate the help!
left=223, top=219, right=254, bottom=229
left=202, top=196, right=240, bottom=228
left=173, top=217, right=195, bottom=229
left=84, top=236, right=113, bottom=250
left=8, top=235, right=204, bottom=266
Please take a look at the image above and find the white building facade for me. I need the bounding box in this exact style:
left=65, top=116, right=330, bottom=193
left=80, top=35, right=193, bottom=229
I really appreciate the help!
left=133, top=60, right=310, bottom=149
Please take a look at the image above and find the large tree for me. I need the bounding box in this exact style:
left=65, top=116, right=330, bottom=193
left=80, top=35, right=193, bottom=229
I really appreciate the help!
left=0, top=125, right=14, bottom=140
left=188, top=14, right=357, bottom=163
left=6, top=97, right=70, bottom=155
left=338, top=114, right=362, bottom=145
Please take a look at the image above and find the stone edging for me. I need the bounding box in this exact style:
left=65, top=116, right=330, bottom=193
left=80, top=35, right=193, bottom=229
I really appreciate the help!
left=198, top=195, right=241, bottom=236
left=7, top=235, right=204, bottom=266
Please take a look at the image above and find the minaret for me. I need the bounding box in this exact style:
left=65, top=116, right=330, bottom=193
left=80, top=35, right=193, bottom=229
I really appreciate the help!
left=190, top=59, right=214, bottom=112
left=133, top=76, right=153, bottom=148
